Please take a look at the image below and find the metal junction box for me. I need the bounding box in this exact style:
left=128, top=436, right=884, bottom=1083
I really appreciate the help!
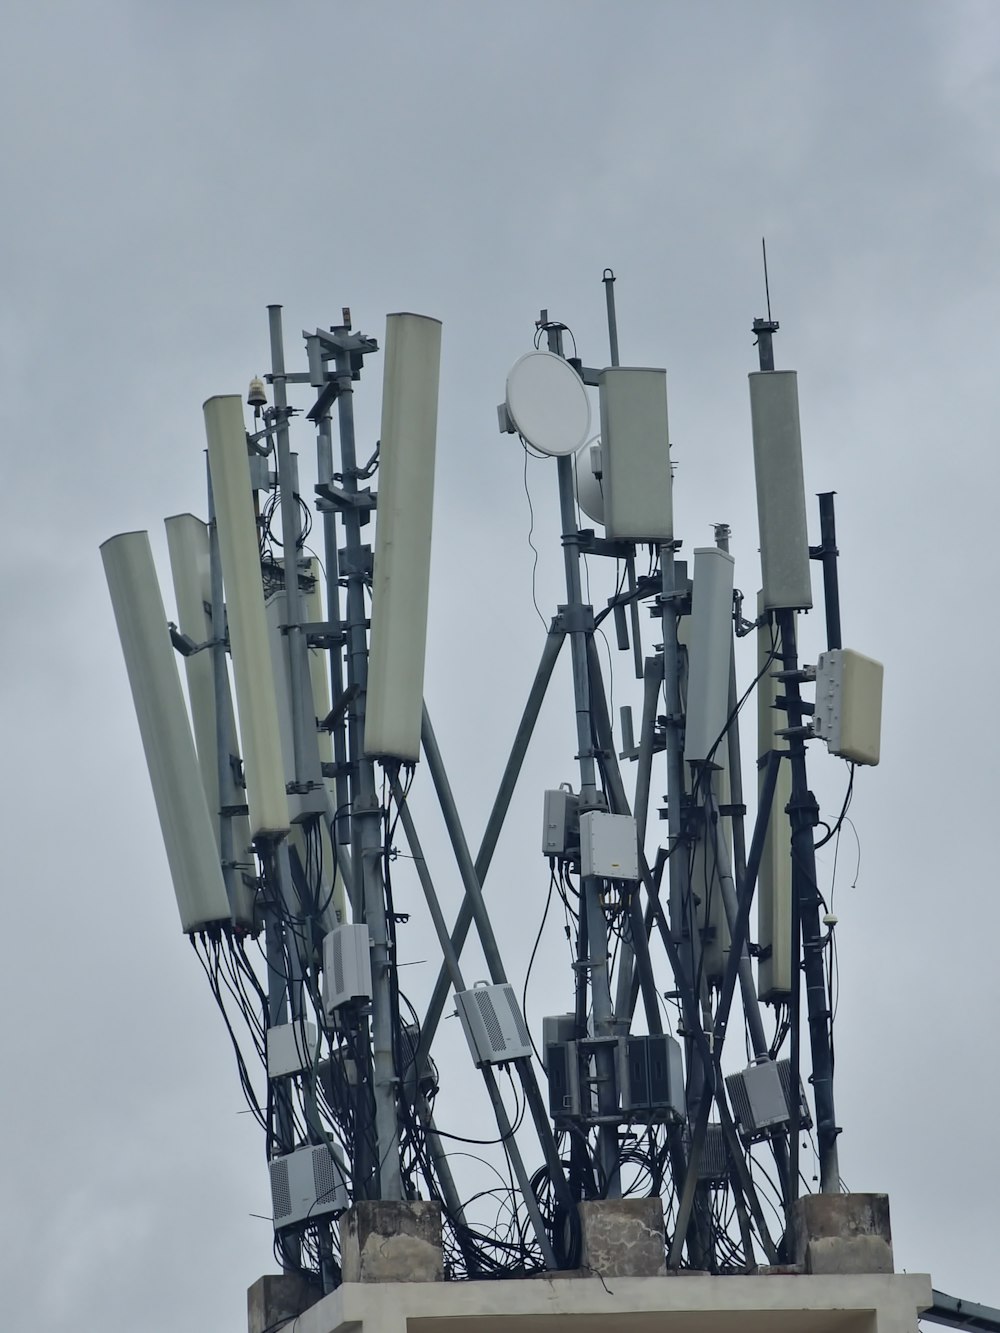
left=579, top=811, right=639, bottom=880
left=542, top=1013, right=577, bottom=1051
left=455, top=983, right=533, bottom=1067
left=814, top=648, right=883, bottom=766
left=322, top=924, right=373, bottom=1016
left=269, top=1142, right=349, bottom=1230
left=620, top=1034, right=685, bottom=1122
left=266, top=1020, right=318, bottom=1079
left=399, top=1022, right=439, bottom=1103
left=726, top=1058, right=812, bottom=1144
left=542, top=787, right=579, bottom=858
left=697, top=1123, right=731, bottom=1184
left=546, top=1040, right=586, bottom=1122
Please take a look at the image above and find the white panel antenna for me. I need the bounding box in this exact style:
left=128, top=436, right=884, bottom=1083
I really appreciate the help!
left=677, top=612, right=733, bottom=984
left=814, top=648, right=883, bottom=766
left=598, top=366, right=673, bottom=542
left=455, top=983, right=534, bottom=1067
left=265, top=589, right=311, bottom=823
left=164, top=515, right=218, bottom=816
left=749, top=370, right=813, bottom=611
left=301, top=558, right=334, bottom=787
left=683, top=547, right=736, bottom=766
left=301, top=558, right=349, bottom=927
left=204, top=395, right=290, bottom=839
left=165, top=513, right=256, bottom=929
left=504, top=351, right=591, bottom=457
left=757, top=595, right=793, bottom=999
left=364, top=313, right=442, bottom=763
left=101, top=531, right=231, bottom=933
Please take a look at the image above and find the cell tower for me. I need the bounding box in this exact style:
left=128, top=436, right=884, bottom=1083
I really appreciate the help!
left=101, top=274, right=973, bottom=1332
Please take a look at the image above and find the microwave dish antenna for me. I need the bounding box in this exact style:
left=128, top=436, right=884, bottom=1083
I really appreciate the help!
left=504, top=350, right=591, bottom=457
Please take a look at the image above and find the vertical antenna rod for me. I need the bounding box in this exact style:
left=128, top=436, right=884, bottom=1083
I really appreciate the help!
left=753, top=239, right=780, bottom=373
left=603, top=268, right=620, bottom=367
left=815, top=492, right=843, bottom=651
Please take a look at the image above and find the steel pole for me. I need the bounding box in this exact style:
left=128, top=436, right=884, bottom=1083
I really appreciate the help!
left=775, top=608, right=841, bottom=1193
left=330, top=323, right=401, bottom=1200
left=817, top=492, right=843, bottom=651
left=306, top=333, right=352, bottom=848
left=268, top=308, right=324, bottom=801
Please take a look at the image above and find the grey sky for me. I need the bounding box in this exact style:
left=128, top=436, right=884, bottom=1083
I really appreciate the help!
left=4, top=3, right=999, bottom=1328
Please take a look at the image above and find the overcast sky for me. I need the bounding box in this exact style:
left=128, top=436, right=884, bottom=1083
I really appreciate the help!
left=4, top=3, right=999, bottom=1329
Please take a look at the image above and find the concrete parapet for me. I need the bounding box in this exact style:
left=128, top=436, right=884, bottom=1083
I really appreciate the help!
left=248, top=1272, right=322, bottom=1333
left=340, top=1200, right=443, bottom=1284
left=287, top=1271, right=933, bottom=1333
left=578, top=1197, right=666, bottom=1277
left=790, top=1192, right=894, bottom=1275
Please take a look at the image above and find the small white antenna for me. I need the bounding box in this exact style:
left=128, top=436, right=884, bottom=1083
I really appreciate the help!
left=574, top=438, right=605, bottom=524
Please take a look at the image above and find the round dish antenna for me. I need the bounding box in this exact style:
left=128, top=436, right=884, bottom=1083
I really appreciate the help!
left=575, top=438, right=605, bottom=524
left=505, top=351, right=591, bottom=457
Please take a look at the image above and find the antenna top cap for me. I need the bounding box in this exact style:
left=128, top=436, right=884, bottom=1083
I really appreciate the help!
left=504, top=351, right=591, bottom=457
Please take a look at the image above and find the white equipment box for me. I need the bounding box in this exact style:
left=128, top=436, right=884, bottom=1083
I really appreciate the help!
left=814, top=648, right=883, bottom=766
left=455, top=983, right=534, bottom=1066
left=266, top=1020, right=318, bottom=1079
left=322, top=924, right=373, bottom=1015
left=269, top=1142, right=348, bottom=1229
left=579, top=811, right=639, bottom=880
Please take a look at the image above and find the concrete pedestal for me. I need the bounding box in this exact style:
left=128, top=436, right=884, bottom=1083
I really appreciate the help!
left=248, top=1273, right=322, bottom=1333
left=790, top=1193, right=894, bottom=1276
left=340, top=1200, right=443, bottom=1284
left=578, top=1198, right=666, bottom=1277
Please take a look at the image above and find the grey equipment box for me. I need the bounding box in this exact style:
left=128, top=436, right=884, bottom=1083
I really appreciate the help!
left=455, top=983, right=534, bottom=1067
left=269, top=1142, right=349, bottom=1229
left=579, top=810, right=639, bottom=880
left=726, top=1058, right=812, bottom=1144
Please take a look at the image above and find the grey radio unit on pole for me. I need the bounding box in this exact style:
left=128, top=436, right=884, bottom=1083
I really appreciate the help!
left=322, top=924, right=373, bottom=1015
left=725, top=1059, right=812, bottom=1144
left=455, top=983, right=534, bottom=1066
left=269, top=1143, right=349, bottom=1230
